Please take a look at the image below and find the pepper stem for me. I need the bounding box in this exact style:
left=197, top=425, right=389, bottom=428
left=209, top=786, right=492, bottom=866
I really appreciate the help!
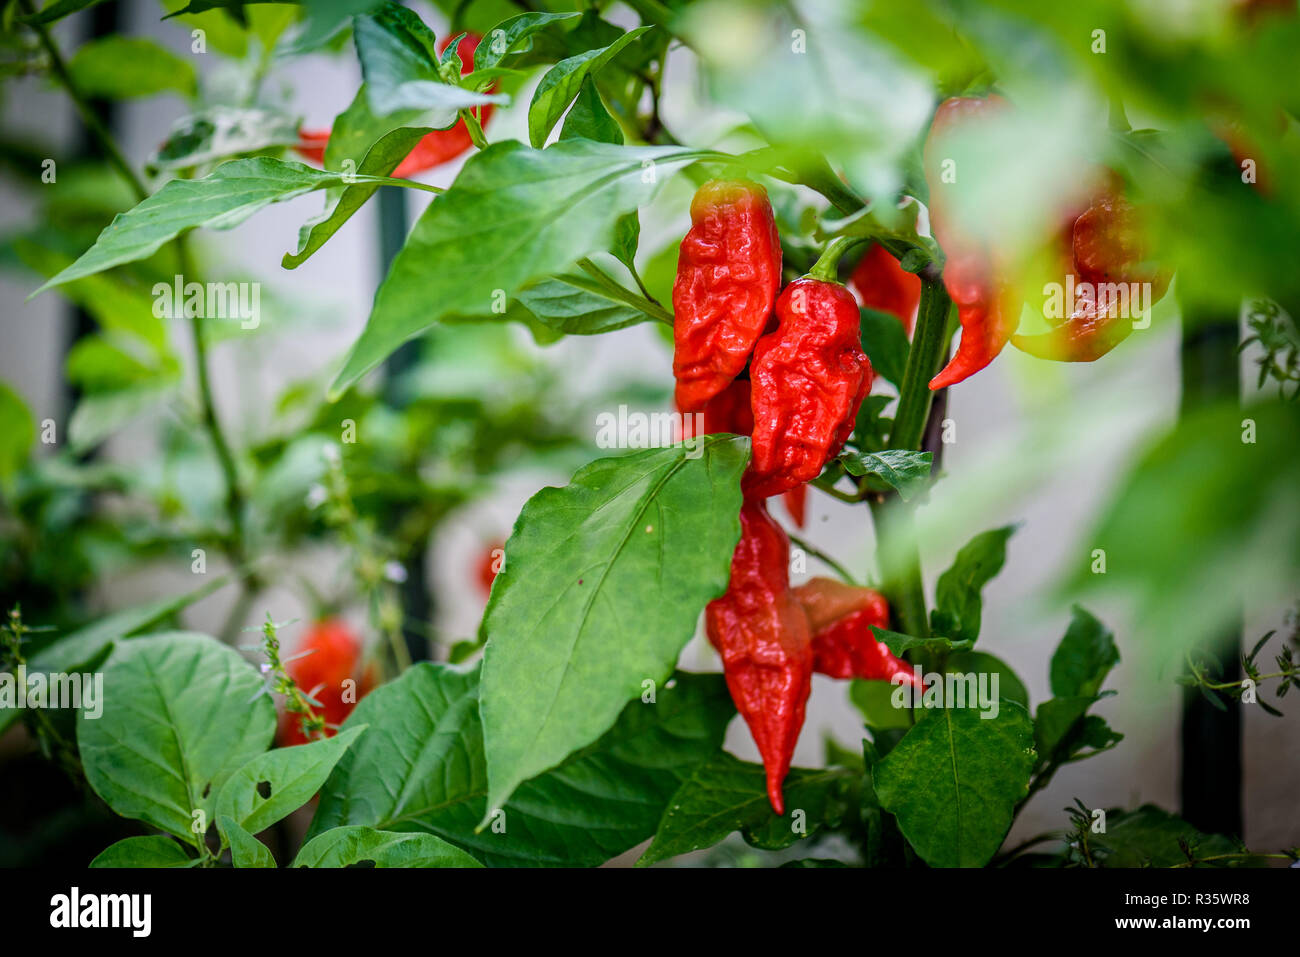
left=807, top=236, right=866, bottom=283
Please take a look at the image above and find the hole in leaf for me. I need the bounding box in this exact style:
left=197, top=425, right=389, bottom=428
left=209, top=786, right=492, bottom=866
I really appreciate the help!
left=257, top=780, right=272, bottom=800
left=201, top=783, right=211, bottom=799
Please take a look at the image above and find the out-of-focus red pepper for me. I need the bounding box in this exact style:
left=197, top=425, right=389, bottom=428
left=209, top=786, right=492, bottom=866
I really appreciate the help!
left=850, top=242, right=921, bottom=336
left=678, top=378, right=754, bottom=440
left=791, top=577, right=916, bottom=683
left=293, top=33, right=491, bottom=175
left=277, top=619, right=376, bottom=747
left=746, top=278, right=872, bottom=499
left=672, top=180, right=782, bottom=412
left=924, top=95, right=1023, bottom=390
left=706, top=500, right=813, bottom=815
left=477, top=541, right=505, bottom=598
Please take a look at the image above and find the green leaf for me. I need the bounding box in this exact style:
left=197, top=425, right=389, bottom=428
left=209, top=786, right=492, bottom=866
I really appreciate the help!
left=354, top=2, right=506, bottom=117
left=20, top=0, right=108, bottom=26
left=1035, top=696, right=1122, bottom=761
left=310, top=663, right=735, bottom=866
left=89, top=835, right=194, bottom=868
left=215, top=726, right=367, bottom=844
left=330, top=139, right=706, bottom=396
left=282, top=119, right=431, bottom=268
left=26, top=578, right=231, bottom=675
left=930, top=525, right=1016, bottom=642
left=1090, top=806, right=1246, bottom=868
left=67, top=36, right=197, bottom=99
left=0, top=381, right=34, bottom=488
left=1049, top=605, right=1119, bottom=699
left=149, top=107, right=300, bottom=174
left=473, top=11, right=584, bottom=71
left=869, top=625, right=972, bottom=658
left=68, top=382, right=179, bottom=454
left=946, top=651, right=1030, bottom=710
left=528, top=26, right=652, bottom=147
left=859, top=306, right=910, bottom=388
left=293, top=826, right=482, bottom=868
left=836, top=449, right=932, bottom=502
left=221, top=817, right=277, bottom=868
left=559, top=76, right=624, bottom=145
left=849, top=677, right=912, bottom=730
left=874, top=701, right=1036, bottom=867
left=638, top=752, right=855, bottom=866
left=480, top=437, right=748, bottom=816
left=76, top=633, right=275, bottom=846
left=33, top=158, right=416, bottom=296
left=515, top=274, right=656, bottom=335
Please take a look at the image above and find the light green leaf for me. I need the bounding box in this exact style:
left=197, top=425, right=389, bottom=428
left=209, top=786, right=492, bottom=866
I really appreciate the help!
left=515, top=274, right=656, bottom=335
left=528, top=26, right=652, bottom=147
left=869, top=625, right=972, bottom=658
left=930, top=525, right=1017, bottom=641
left=68, top=382, right=179, bottom=454
left=76, top=632, right=275, bottom=847
left=292, top=826, right=482, bottom=868
left=330, top=139, right=707, bottom=395
left=480, top=437, right=748, bottom=816
left=33, top=158, right=419, bottom=296
left=68, top=36, right=197, bottom=99
left=149, top=107, right=300, bottom=174
left=310, top=663, right=735, bottom=866
left=874, top=701, right=1036, bottom=867
left=473, top=11, right=583, bottom=71
left=215, top=725, right=367, bottom=843
left=354, top=2, right=506, bottom=117
left=89, top=835, right=194, bottom=868
left=221, top=816, right=277, bottom=868
left=559, top=76, right=623, bottom=145
left=638, top=752, right=855, bottom=866
left=837, top=449, right=933, bottom=502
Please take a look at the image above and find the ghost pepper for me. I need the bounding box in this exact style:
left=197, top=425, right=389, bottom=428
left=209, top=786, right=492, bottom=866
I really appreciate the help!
left=850, top=242, right=922, bottom=336
left=672, top=180, right=782, bottom=412
left=706, top=500, right=813, bottom=815
left=746, top=278, right=873, bottom=499
left=924, top=95, right=1023, bottom=390
left=1012, top=189, right=1170, bottom=361
left=791, top=577, right=916, bottom=683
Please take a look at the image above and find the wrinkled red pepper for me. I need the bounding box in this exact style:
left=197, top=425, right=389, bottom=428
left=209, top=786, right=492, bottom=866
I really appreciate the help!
left=1013, top=189, right=1170, bottom=361
left=706, top=500, right=813, bottom=815
left=672, top=180, right=782, bottom=412
left=850, top=242, right=922, bottom=336
left=924, top=95, right=1023, bottom=390
left=294, top=33, right=491, bottom=176
left=791, top=577, right=916, bottom=684
left=782, top=484, right=807, bottom=528
left=746, top=278, right=872, bottom=499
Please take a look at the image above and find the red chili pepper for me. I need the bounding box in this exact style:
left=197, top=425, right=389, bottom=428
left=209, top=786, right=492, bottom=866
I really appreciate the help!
left=850, top=242, right=921, bottom=336
left=782, top=484, right=808, bottom=528
left=672, top=180, right=782, bottom=412
left=1012, top=190, right=1170, bottom=362
left=925, top=95, right=1023, bottom=391
left=745, top=278, right=872, bottom=499
left=706, top=500, right=812, bottom=815
left=791, top=577, right=916, bottom=683
left=477, top=541, right=505, bottom=598
left=678, top=377, right=753, bottom=440
left=276, top=619, right=376, bottom=747
left=293, top=33, right=491, bottom=175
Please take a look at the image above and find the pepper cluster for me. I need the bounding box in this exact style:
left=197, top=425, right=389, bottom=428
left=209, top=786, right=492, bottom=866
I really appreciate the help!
left=672, top=179, right=914, bottom=813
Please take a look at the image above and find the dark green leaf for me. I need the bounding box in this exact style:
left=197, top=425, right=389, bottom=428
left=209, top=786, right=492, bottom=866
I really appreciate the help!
left=473, top=11, right=583, bottom=71
left=870, top=625, right=973, bottom=658
left=20, top=0, right=108, bottom=26
left=859, top=307, right=910, bottom=387
left=875, top=701, right=1036, bottom=867
left=947, top=651, right=1030, bottom=709
left=637, top=752, right=854, bottom=866
left=1091, top=806, right=1246, bottom=868
left=480, top=437, right=748, bottom=814
left=559, top=76, right=623, bottom=145
left=836, top=449, right=932, bottom=502
left=514, top=273, right=656, bottom=335
left=309, top=664, right=733, bottom=866
left=1049, top=605, right=1119, bottom=699
left=930, top=525, right=1016, bottom=642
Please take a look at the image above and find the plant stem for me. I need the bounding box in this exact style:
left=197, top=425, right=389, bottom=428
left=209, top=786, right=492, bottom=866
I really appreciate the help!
left=807, top=236, right=865, bottom=282
left=890, top=277, right=952, bottom=452
left=787, top=533, right=858, bottom=585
